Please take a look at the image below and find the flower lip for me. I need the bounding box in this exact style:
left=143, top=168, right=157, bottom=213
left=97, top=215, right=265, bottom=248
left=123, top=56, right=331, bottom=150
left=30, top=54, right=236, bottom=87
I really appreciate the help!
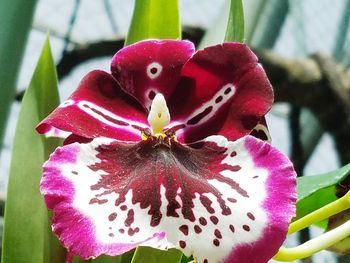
left=41, top=134, right=296, bottom=262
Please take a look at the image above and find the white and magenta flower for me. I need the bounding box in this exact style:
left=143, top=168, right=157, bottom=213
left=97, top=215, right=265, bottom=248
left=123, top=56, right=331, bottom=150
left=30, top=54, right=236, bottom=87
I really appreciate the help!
left=37, top=40, right=296, bottom=263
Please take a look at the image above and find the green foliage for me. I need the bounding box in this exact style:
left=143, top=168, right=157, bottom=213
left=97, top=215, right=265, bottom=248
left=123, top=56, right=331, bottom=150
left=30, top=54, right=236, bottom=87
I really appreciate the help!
left=224, top=0, right=245, bottom=42
left=125, top=0, right=181, bottom=45
left=296, top=164, right=350, bottom=227
left=0, top=0, right=38, bottom=147
left=131, top=247, right=183, bottom=263
left=1, top=37, right=65, bottom=263
left=73, top=255, right=123, bottom=263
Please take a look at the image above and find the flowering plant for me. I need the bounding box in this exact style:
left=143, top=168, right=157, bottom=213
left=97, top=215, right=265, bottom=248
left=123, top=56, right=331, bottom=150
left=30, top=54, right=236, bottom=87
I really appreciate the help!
left=37, top=39, right=296, bottom=263
left=3, top=1, right=350, bottom=263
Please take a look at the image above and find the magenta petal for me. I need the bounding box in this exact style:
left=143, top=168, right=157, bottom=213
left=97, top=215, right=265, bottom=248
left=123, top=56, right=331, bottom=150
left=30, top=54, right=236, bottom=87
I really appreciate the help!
left=111, top=39, right=195, bottom=110
left=168, top=43, right=273, bottom=143
left=36, top=70, right=149, bottom=141
left=41, top=135, right=295, bottom=262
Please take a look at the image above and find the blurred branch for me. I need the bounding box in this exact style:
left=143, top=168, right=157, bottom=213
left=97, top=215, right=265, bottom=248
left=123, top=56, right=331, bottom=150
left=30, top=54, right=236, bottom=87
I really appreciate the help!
left=256, top=49, right=350, bottom=164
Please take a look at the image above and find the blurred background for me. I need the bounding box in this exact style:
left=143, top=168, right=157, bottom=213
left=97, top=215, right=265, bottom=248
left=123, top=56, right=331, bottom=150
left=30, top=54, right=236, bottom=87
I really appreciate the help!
left=1, top=0, right=350, bottom=262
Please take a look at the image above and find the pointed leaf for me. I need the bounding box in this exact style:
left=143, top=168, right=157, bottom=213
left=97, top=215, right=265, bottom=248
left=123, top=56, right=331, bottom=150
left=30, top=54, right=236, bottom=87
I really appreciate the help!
left=73, top=255, right=122, bottom=263
left=0, top=0, right=37, bottom=144
left=224, top=0, right=245, bottom=42
left=125, top=0, right=181, bottom=45
left=296, top=164, right=350, bottom=227
left=131, top=247, right=182, bottom=263
left=2, top=37, right=65, bottom=263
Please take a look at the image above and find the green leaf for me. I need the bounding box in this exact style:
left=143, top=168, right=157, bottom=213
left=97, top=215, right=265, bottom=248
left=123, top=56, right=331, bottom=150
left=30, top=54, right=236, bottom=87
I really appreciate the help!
left=0, top=0, right=38, bottom=146
left=2, top=37, right=65, bottom=263
left=296, top=164, right=350, bottom=228
left=73, top=249, right=135, bottom=263
left=125, top=0, right=181, bottom=45
left=73, top=255, right=122, bottom=263
left=131, top=247, right=182, bottom=263
left=224, top=0, right=245, bottom=42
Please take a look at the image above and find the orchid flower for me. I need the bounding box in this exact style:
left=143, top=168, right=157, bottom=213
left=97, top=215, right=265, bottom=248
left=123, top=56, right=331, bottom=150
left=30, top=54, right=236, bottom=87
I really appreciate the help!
left=37, top=40, right=296, bottom=263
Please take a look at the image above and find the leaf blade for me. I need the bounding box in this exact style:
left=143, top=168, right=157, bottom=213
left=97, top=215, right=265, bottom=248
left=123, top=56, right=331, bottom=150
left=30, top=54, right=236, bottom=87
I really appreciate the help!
left=296, top=164, right=350, bottom=227
left=131, top=247, right=182, bottom=263
left=1, top=37, right=65, bottom=263
left=0, top=0, right=38, bottom=145
left=125, top=0, right=181, bottom=45
left=224, top=0, right=245, bottom=42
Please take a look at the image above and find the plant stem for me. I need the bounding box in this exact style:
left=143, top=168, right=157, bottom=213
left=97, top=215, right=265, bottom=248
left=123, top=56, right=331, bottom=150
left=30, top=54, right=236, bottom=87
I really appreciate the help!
left=289, top=190, right=350, bottom=235
left=274, top=219, right=350, bottom=261
left=273, top=190, right=350, bottom=261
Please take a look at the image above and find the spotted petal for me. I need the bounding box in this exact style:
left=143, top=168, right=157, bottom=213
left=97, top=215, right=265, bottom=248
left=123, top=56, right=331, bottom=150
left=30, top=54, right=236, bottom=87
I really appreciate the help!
left=37, top=70, right=149, bottom=141
left=111, top=39, right=195, bottom=110
left=167, top=43, right=274, bottom=143
left=41, top=135, right=295, bottom=262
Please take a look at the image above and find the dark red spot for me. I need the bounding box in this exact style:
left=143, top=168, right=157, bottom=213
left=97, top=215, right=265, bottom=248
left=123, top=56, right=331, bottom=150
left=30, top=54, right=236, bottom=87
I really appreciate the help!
left=194, top=225, right=202, bottom=234
left=230, top=151, right=237, bottom=157
left=243, top=225, right=250, bottom=231
left=224, top=87, right=232, bottom=94
left=214, top=229, right=222, bottom=239
left=148, top=90, right=156, bottom=100
left=247, top=212, right=255, bottom=221
left=213, top=239, right=220, bottom=246
left=119, top=229, right=125, bottom=234
left=71, top=171, right=78, bottom=175
left=128, top=227, right=139, bottom=236
left=210, top=216, right=219, bottom=225
left=199, top=217, right=207, bottom=226
left=120, top=205, right=127, bottom=211
left=227, top=198, right=237, bottom=203
left=108, top=212, right=117, bottom=221
left=231, top=165, right=242, bottom=172
left=179, top=225, right=189, bottom=236
left=229, top=224, right=235, bottom=233
left=187, top=106, right=213, bottom=125
left=150, top=210, right=162, bottom=227
left=150, top=67, right=158, bottom=74
left=215, top=96, right=223, bottom=103
left=179, top=240, right=186, bottom=248
left=220, top=203, right=232, bottom=215
left=109, top=233, right=114, bottom=237
left=200, top=196, right=215, bottom=214
left=203, top=260, right=208, bottom=263
left=125, top=209, right=134, bottom=227
left=89, top=198, right=108, bottom=205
